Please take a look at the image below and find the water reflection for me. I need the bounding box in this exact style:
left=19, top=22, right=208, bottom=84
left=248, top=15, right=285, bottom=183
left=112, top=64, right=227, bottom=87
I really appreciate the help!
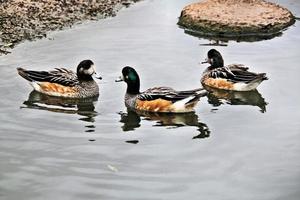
left=21, top=91, right=98, bottom=132
left=205, top=87, right=268, bottom=113
left=182, top=29, right=283, bottom=45
left=119, top=109, right=210, bottom=140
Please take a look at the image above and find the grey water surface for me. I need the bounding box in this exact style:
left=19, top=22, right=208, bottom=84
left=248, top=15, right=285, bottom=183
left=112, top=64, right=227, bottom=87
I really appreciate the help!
left=0, top=0, right=300, bottom=199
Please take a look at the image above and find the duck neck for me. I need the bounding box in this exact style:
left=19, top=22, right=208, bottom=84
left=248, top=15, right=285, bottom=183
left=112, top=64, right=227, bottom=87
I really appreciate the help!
left=77, top=73, right=94, bottom=81
left=210, top=56, right=224, bottom=69
left=126, top=80, right=140, bottom=95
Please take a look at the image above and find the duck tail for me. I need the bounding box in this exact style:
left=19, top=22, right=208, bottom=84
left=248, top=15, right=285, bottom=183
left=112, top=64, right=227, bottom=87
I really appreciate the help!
left=261, top=73, right=268, bottom=81
left=170, top=88, right=207, bottom=112
left=185, top=88, right=208, bottom=105
left=252, top=73, right=268, bottom=83
left=195, top=88, right=208, bottom=98
left=242, top=73, right=268, bottom=91
left=17, top=67, right=33, bottom=82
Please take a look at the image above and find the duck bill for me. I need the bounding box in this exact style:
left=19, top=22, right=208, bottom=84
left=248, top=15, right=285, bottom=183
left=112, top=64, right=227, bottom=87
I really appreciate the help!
left=115, top=75, right=124, bottom=82
left=95, top=75, right=102, bottom=80
left=91, top=65, right=102, bottom=80
left=94, top=72, right=102, bottom=80
left=201, top=58, right=210, bottom=64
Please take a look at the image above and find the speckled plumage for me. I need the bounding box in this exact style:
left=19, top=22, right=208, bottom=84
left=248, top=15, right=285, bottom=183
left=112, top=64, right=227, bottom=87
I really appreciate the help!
left=17, top=60, right=100, bottom=98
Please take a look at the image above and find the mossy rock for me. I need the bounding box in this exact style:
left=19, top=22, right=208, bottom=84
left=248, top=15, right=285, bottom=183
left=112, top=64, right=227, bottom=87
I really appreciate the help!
left=178, top=0, right=295, bottom=38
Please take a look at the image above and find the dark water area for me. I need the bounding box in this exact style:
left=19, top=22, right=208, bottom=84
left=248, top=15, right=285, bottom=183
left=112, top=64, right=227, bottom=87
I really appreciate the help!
left=0, top=0, right=299, bottom=199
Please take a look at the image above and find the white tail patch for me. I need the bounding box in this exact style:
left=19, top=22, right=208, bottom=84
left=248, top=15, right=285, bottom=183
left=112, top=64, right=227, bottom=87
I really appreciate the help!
left=233, top=81, right=262, bottom=91
left=171, top=96, right=197, bottom=112
left=30, top=81, right=42, bottom=93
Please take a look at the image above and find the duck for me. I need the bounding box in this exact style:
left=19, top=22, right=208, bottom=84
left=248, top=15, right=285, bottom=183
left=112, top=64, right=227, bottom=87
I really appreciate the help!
left=116, top=66, right=207, bottom=113
left=17, top=60, right=102, bottom=98
left=201, top=49, right=268, bottom=91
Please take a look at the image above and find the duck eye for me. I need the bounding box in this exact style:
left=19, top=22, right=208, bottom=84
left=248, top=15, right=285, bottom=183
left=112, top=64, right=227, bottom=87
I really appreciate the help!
left=125, top=75, right=129, bottom=79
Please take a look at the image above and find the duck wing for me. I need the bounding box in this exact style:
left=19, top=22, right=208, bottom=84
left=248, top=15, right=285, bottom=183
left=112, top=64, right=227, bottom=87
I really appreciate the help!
left=209, top=67, right=267, bottom=84
left=227, top=64, right=249, bottom=71
left=17, top=67, right=79, bottom=87
left=138, top=87, right=207, bottom=102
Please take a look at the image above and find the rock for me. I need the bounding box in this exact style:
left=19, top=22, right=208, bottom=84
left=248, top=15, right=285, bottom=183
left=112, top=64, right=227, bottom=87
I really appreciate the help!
left=0, top=0, right=141, bottom=56
left=178, top=0, right=295, bottom=38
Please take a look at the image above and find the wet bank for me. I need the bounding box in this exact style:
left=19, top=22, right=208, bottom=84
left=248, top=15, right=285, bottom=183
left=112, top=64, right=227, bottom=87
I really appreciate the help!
left=0, top=0, right=140, bottom=55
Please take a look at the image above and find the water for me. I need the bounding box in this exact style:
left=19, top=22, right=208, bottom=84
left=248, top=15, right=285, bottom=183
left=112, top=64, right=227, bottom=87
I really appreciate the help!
left=0, top=0, right=299, bottom=199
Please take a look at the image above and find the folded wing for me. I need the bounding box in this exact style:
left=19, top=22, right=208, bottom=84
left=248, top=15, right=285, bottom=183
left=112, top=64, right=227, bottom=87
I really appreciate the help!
left=138, top=87, right=207, bottom=102
left=17, top=67, right=79, bottom=87
left=209, top=67, right=267, bottom=84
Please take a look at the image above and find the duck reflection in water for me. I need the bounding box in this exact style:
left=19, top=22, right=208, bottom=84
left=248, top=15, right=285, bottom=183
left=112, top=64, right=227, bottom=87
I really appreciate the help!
left=119, top=109, right=210, bottom=140
left=205, top=86, right=268, bottom=113
left=21, top=91, right=98, bottom=132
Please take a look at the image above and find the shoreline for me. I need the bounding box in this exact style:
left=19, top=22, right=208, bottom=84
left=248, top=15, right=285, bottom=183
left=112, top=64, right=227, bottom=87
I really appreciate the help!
left=0, top=0, right=140, bottom=55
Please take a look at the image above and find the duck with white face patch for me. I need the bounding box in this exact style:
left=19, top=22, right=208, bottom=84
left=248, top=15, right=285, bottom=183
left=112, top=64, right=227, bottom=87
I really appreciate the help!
left=116, top=66, right=207, bottom=113
left=17, top=59, right=102, bottom=98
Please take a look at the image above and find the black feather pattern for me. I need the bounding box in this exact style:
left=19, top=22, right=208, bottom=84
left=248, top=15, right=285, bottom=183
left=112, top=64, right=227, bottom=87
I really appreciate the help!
left=17, top=68, right=79, bottom=86
left=209, top=66, right=266, bottom=84
left=138, top=87, right=206, bottom=103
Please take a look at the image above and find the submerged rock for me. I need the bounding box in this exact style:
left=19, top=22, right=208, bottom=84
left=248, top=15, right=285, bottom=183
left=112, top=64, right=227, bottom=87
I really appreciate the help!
left=178, top=0, right=295, bottom=38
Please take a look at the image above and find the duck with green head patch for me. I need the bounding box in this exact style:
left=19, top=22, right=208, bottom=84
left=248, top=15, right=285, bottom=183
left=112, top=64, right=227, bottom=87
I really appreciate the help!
left=116, top=66, right=207, bottom=113
left=201, top=49, right=268, bottom=91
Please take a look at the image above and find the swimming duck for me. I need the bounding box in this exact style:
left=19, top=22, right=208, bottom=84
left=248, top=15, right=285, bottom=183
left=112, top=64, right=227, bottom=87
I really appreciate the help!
left=201, top=49, right=268, bottom=91
left=17, top=60, right=101, bottom=98
left=116, top=66, right=207, bottom=113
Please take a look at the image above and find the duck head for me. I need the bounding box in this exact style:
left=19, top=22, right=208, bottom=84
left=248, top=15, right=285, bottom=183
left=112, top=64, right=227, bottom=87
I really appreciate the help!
left=116, top=66, right=140, bottom=95
left=77, top=60, right=102, bottom=80
left=202, top=49, right=224, bottom=68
